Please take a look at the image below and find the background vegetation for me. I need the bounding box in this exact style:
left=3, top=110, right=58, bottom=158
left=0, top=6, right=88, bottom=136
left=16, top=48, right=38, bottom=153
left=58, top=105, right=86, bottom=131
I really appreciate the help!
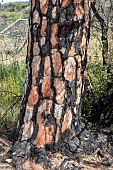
left=0, top=1, right=28, bottom=129
left=0, top=61, right=25, bottom=129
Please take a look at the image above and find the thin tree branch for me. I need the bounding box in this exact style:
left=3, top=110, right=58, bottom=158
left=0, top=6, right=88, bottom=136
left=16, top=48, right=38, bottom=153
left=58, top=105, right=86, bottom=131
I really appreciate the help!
left=91, top=1, right=106, bottom=28
left=0, top=0, right=3, bottom=4
left=0, top=19, right=28, bottom=35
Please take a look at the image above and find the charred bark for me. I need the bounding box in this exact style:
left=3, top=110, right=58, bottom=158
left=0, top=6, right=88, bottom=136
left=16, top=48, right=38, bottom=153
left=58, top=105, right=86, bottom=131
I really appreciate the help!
left=12, top=0, right=91, bottom=169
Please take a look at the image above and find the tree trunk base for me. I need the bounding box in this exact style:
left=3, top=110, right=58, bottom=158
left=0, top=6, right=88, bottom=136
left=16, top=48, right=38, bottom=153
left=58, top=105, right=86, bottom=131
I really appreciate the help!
left=5, top=126, right=113, bottom=170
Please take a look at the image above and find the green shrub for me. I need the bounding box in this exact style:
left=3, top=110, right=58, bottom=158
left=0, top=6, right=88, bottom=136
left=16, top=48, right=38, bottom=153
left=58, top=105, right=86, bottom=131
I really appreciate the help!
left=1, top=2, right=28, bottom=12
left=0, top=61, right=25, bottom=129
left=1, top=11, right=21, bottom=20
left=82, top=60, right=113, bottom=129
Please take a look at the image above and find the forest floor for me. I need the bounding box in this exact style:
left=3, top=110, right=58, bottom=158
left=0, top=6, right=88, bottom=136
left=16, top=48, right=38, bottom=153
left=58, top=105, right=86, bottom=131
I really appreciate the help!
left=0, top=128, right=113, bottom=170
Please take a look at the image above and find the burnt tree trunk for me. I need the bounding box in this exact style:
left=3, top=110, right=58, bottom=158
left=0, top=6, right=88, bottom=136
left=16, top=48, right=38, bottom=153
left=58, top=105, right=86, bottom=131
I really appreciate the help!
left=12, top=0, right=91, bottom=169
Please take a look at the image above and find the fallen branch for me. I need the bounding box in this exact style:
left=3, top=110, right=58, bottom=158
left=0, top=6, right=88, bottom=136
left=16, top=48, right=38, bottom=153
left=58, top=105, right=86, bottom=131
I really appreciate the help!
left=0, top=19, right=28, bottom=35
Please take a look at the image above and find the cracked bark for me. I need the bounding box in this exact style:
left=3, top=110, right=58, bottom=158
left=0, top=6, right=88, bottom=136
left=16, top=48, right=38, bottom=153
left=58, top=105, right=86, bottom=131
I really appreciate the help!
left=12, top=0, right=91, bottom=169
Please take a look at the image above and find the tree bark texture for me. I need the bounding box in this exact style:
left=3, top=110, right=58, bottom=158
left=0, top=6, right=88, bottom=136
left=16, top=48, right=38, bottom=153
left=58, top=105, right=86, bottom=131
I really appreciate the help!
left=14, top=0, right=91, bottom=162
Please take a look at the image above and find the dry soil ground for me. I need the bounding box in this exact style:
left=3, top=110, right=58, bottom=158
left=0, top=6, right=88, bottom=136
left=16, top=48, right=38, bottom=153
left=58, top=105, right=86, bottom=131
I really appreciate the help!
left=1, top=133, right=113, bottom=170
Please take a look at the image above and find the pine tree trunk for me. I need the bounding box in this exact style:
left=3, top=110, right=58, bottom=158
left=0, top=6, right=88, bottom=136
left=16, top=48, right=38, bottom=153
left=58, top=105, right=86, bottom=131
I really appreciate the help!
left=12, top=0, right=91, bottom=169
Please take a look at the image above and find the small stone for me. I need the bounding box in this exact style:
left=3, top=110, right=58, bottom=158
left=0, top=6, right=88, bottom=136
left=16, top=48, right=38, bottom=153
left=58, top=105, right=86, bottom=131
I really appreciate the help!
left=83, top=141, right=94, bottom=155
left=101, top=159, right=113, bottom=166
left=97, top=149, right=105, bottom=158
left=68, top=141, right=77, bottom=153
